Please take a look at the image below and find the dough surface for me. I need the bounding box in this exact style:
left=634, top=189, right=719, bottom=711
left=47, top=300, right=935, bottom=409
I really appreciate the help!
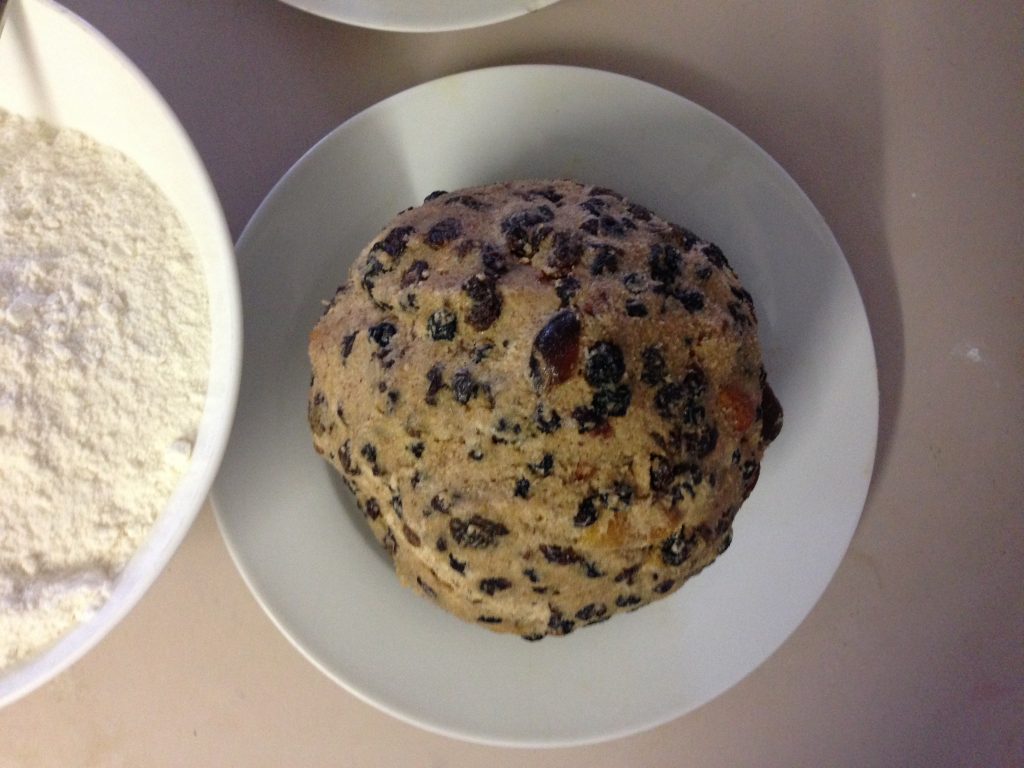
left=308, top=179, right=781, bottom=638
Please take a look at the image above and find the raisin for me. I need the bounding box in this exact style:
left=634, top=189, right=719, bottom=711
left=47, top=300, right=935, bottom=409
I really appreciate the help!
left=390, top=494, right=403, bottom=518
left=307, top=390, right=328, bottom=436
left=546, top=230, right=585, bottom=275
left=627, top=202, right=653, bottom=221
left=436, top=536, right=447, bottom=551
left=590, top=244, right=621, bottom=275
left=703, top=242, right=729, bottom=268
left=416, top=576, right=436, bottom=598
left=589, top=214, right=634, bottom=237
left=654, top=579, right=676, bottom=594
left=399, top=292, right=418, bottom=313
left=504, top=228, right=528, bottom=259
left=533, top=186, right=564, bottom=204
left=729, top=301, right=752, bottom=327
left=368, top=322, right=397, bottom=347
left=514, top=478, right=530, bottom=499
left=554, top=275, right=581, bottom=307
left=623, top=272, right=647, bottom=294
left=539, top=544, right=582, bottom=565
left=501, top=205, right=555, bottom=234
left=409, top=442, right=425, bottom=458
left=506, top=223, right=551, bottom=260
left=742, top=459, right=760, bottom=483
left=547, top=608, right=575, bottom=635
left=462, top=275, right=502, bottom=331
left=522, top=568, right=540, bottom=583
left=491, top=417, right=520, bottom=436
left=468, top=448, right=484, bottom=461
left=471, top=342, right=495, bottom=363
left=338, top=440, right=358, bottom=475
left=640, top=347, right=667, bottom=386
left=649, top=454, right=674, bottom=494
left=614, top=564, right=641, bottom=584
left=481, top=246, right=510, bottom=277
left=425, top=363, right=445, bottom=405
left=589, top=186, right=624, bottom=199
left=683, top=367, right=708, bottom=397
left=424, top=190, right=446, bottom=201
left=449, top=554, right=467, bottom=574
left=478, top=616, right=503, bottom=624
left=426, top=217, right=462, bottom=248
left=661, top=527, right=696, bottom=566
left=530, top=310, right=581, bottom=388
left=494, top=417, right=522, bottom=438
left=370, top=225, right=414, bottom=259
left=761, top=383, right=784, bottom=442
left=695, top=264, right=713, bottom=280
left=654, top=368, right=707, bottom=422
left=340, top=331, right=358, bottom=359
left=572, top=405, right=605, bottom=433
left=451, top=368, right=479, bottom=405
left=592, top=384, right=631, bottom=417
left=673, top=288, right=705, bottom=313
left=579, top=197, right=607, bottom=216
left=649, top=242, right=682, bottom=284
left=717, top=530, right=734, bottom=554
left=731, top=285, right=754, bottom=306
left=445, top=194, right=488, bottom=210
left=615, top=594, right=642, bottom=608
left=402, top=524, right=421, bottom=547
left=575, top=603, right=608, bottom=622
left=400, top=260, right=429, bottom=287
left=670, top=224, right=699, bottom=251
left=361, top=254, right=384, bottom=294
left=573, top=495, right=600, bottom=527
left=382, top=528, right=398, bottom=556
left=360, top=443, right=377, bottom=465
left=522, top=633, right=545, bottom=642
left=625, top=299, right=648, bottom=317
left=534, top=403, right=562, bottom=433
left=427, top=308, right=457, bottom=340
left=430, top=494, right=451, bottom=514
left=684, top=424, right=719, bottom=457
left=450, top=515, right=509, bottom=548
left=528, top=453, right=554, bottom=477
left=479, top=577, right=512, bottom=595
left=584, top=341, right=625, bottom=388
left=364, top=498, right=381, bottom=520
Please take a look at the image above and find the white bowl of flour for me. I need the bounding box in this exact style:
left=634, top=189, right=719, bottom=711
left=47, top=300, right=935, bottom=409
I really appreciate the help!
left=0, top=0, right=240, bottom=706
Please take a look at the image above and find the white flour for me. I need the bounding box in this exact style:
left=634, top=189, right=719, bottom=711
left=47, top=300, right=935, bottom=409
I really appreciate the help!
left=0, top=110, right=210, bottom=669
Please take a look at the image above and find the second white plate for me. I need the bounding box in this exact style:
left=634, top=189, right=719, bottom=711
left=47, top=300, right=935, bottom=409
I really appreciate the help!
left=277, top=0, right=560, bottom=33
left=214, top=65, right=878, bottom=746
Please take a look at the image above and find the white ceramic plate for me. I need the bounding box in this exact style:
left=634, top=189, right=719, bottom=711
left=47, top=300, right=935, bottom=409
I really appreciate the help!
left=214, top=65, right=877, bottom=747
left=0, top=0, right=240, bottom=708
left=277, top=0, right=560, bottom=33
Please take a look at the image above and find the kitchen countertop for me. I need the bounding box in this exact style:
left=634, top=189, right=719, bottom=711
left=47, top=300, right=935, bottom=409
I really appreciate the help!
left=1, top=1, right=1021, bottom=765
